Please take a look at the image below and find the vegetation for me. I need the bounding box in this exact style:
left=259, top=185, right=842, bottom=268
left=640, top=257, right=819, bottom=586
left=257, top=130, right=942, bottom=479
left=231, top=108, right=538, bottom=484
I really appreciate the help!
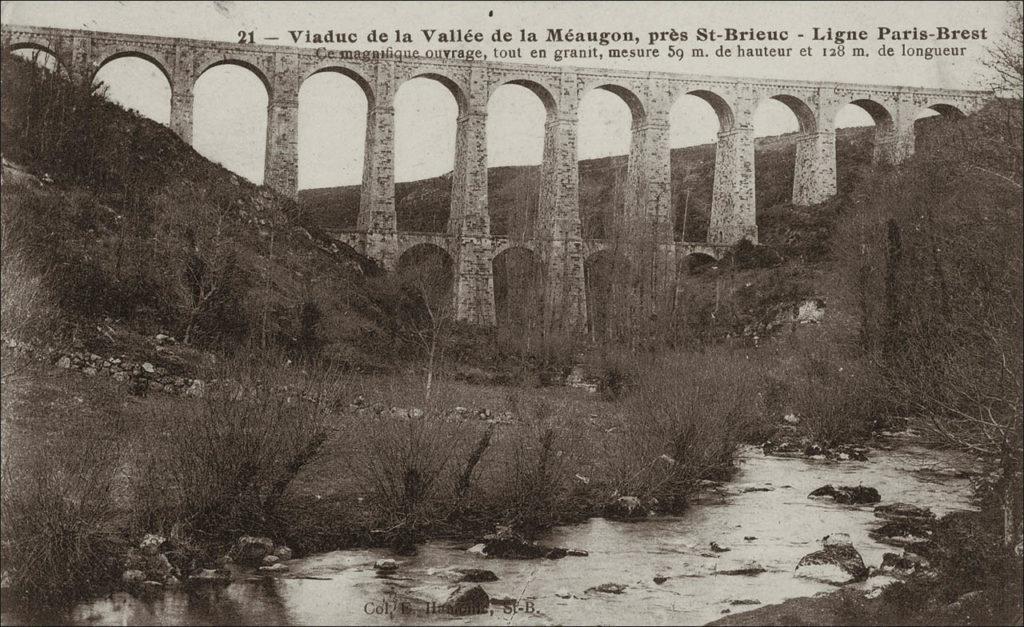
left=836, top=102, right=1023, bottom=552
left=0, top=23, right=1021, bottom=624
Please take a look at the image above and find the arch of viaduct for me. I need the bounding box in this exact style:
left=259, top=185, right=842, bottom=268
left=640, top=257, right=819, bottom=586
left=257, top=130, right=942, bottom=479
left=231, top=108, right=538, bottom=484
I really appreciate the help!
left=1, top=24, right=992, bottom=332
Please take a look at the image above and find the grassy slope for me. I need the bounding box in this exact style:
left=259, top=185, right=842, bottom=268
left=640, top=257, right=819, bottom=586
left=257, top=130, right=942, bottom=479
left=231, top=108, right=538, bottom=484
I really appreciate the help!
left=0, top=56, right=399, bottom=368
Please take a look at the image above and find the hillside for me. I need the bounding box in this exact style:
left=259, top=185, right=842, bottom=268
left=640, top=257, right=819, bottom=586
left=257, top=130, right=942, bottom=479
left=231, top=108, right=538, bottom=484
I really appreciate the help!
left=299, top=126, right=875, bottom=248
left=1, top=51, right=876, bottom=370
left=0, top=55, right=392, bottom=369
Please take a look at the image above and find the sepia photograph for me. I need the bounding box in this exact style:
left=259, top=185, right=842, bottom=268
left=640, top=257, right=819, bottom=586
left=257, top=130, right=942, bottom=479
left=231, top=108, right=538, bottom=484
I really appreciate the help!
left=0, top=1, right=1021, bottom=624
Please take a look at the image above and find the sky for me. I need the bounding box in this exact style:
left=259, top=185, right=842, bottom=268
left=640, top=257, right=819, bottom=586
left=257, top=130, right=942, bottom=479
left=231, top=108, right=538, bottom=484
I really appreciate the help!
left=2, top=1, right=1011, bottom=187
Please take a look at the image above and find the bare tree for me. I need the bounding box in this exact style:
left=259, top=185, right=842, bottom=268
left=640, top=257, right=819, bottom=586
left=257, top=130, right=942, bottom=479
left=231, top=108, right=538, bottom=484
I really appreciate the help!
left=396, top=256, right=455, bottom=402
left=983, top=1, right=1024, bottom=97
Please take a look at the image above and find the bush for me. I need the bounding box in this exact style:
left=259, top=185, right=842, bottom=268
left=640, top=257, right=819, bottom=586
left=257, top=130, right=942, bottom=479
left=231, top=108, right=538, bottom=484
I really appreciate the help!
left=485, top=401, right=579, bottom=537
left=609, top=349, right=768, bottom=511
left=340, top=397, right=470, bottom=551
left=590, top=349, right=639, bottom=401
left=788, top=343, right=881, bottom=446
left=0, top=446, right=123, bottom=604
left=729, top=237, right=784, bottom=269
left=130, top=354, right=346, bottom=542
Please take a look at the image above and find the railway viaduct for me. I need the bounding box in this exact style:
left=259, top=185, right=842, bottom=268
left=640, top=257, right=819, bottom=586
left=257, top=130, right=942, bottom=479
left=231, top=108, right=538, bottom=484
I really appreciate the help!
left=1, top=24, right=992, bottom=332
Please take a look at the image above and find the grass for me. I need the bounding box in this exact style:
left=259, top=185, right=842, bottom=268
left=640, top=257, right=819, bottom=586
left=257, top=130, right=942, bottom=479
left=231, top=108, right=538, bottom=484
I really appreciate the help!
left=0, top=338, right=798, bottom=599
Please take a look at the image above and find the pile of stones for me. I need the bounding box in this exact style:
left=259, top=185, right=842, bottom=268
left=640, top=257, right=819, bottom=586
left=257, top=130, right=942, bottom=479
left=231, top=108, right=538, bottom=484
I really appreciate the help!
left=54, top=350, right=204, bottom=396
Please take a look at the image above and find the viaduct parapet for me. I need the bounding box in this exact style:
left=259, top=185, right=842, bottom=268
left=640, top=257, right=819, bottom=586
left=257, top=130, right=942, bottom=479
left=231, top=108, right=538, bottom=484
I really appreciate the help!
left=1, top=24, right=992, bottom=332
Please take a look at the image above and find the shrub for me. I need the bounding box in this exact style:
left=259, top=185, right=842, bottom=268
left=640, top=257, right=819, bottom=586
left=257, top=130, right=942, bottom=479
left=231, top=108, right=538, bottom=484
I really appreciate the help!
left=130, top=353, right=346, bottom=542
left=729, top=237, right=784, bottom=269
left=487, top=401, right=579, bottom=537
left=788, top=343, right=881, bottom=446
left=610, top=349, right=767, bottom=511
left=340, top=397, right=470, bottom=551
left=0, top=212, right=56, bottom=344
left=590, top=349, right=639, bottom=401
left=0, top=446, right=123, bottom=604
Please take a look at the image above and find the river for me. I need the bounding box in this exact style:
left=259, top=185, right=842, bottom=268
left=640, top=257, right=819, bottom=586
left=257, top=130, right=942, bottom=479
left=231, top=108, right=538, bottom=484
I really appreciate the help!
left=5, top=433, right=980, bottom=626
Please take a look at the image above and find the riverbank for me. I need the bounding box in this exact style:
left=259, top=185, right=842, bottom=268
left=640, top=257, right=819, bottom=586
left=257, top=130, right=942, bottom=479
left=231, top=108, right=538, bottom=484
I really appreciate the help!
left=0, top=325, right=884, bottom=610
left=1, top=435, right=993, bottom=625
left=712, top=505, right=1024, bottom=626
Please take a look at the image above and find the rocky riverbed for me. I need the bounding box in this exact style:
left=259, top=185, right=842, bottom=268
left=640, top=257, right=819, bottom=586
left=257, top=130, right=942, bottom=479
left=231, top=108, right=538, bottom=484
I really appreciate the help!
left=2, top=433, right=980, bottom=625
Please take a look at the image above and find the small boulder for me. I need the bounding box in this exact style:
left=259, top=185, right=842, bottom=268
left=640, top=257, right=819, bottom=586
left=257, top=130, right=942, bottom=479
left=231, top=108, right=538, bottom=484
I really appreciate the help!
left=481, top=528, right=547, bottom=559
left=831, top=445, right=869, bottom=462
left=262, top=555, right=280, bottom=566
left=874, top=503, right=935, bottom=523
left=710, top=542, right=731, bottom=553
left=466, top=543, right=487, bottom=555
left=121, top=569, right=146, bottom=586
left=604, top=495, right=648, bottom=520
left=587, top=582, right=627, bottom=594
left=446, top=585, right=490, bottom=614
left=374, top=559, right=399, bottom=572
left=142, top=362, right=156, bottom=373
left=653, top=575, right=669, bottom=584
left=717, top=559, right=767, bottom=576
left=185, top=379, right=205, bottom=398
left=234, top=536, right=274, bottom=565
left=869, top=520, right=933, bottom=547
left=762, top=439, right=807, bottom=458
left=259, top=563, right=289, bottom=573
left=455, top=568, right=498, bottom=583
left=56, top=355, right=72, bottom=369
left=808, top=484, right=880, bottom=504
left=880, top=551, right=931, bottom=576
left=273, top=546, right=293, bottom=561
left=139, top=533, right=166, bottom=556
left=783, top=413, right=800, bottom=425
left=795, top=534, right=867, bottom=584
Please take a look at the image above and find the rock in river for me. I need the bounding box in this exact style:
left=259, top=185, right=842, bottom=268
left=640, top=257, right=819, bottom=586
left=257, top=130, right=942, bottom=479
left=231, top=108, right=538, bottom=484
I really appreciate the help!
left=874, top=502, right=936, bottom=523
left=794, top=533, right=868, bottom=584
left=717, top=559, right=767, bottom=576
left=233, top=536, right=275, bottom=565
left=455, top=568, right=498, bottom=583
left=587, top=582, right=627, bottom=594
left=869, top=519, right=933, bottom=546
left=374, top=559, right=399, bottom=572
left=880, top=551, right=931, bottom=576
left=273, top=546, right=293, bottom=561
left=604, top=495, right=650, bottom=520
left=446, top=585, right=490, bottom=614
left=808, top=484, right=881, bottom=504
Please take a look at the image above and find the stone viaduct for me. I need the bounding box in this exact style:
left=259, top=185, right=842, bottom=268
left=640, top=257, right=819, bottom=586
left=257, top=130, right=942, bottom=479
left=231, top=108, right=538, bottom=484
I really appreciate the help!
left=1, top=24, right=992, bottom=332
